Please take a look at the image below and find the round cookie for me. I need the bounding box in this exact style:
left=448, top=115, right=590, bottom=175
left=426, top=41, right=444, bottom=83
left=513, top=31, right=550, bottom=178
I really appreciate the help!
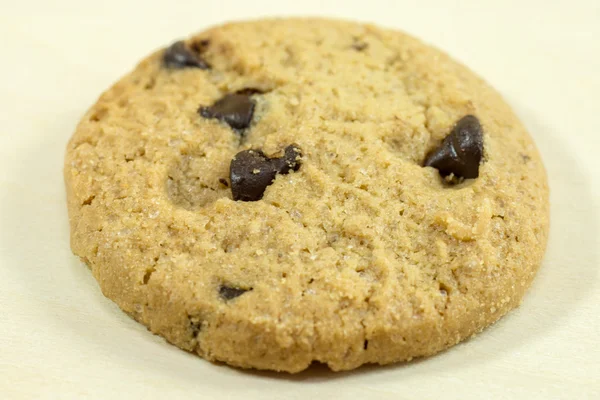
left=64, top=18, right=549, bottom=373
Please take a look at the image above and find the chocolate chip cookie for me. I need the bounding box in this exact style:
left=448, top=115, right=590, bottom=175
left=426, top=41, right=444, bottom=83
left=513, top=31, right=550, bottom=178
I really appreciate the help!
left=64, top=18, right=550, bottom=372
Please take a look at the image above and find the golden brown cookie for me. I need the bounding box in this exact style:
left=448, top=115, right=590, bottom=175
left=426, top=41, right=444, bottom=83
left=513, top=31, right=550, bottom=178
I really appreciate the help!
left=64, top=18, right=549, bottom=373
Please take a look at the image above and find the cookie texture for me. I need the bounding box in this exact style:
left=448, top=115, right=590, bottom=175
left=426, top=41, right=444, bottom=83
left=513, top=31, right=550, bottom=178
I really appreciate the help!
left=64, top=18, right=549, bottom=372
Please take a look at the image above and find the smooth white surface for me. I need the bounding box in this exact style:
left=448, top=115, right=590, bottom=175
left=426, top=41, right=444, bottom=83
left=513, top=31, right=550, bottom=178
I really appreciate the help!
left=1, top=1, right=599, bottom=398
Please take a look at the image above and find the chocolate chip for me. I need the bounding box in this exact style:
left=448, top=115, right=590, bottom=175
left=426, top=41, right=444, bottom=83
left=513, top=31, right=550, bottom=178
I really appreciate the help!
left=230, top=145, right=302, bottom=202
left=230, top=150, right=276, bottom=202
left=235, top=88, right=265, bottom=96
left=219, top=285, right=250, bottom=300
left=163, top=41, right=210, bottom=69
left=423, top=115, right=484, bottom=180
left=270, top=145, right=303, bottom=175
left=199, top=94, right=255, bottom=130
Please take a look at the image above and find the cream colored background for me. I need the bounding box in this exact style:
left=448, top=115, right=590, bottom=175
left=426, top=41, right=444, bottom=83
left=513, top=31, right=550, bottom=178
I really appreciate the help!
left=1, top=0, right=599, bottom=398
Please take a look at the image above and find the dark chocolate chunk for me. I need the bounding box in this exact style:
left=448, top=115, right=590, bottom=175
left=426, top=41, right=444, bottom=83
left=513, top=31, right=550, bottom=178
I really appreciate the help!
left=423, top=115, right=484, bottom=180
left=270, top=145, right=303, bottom=175
left=235, top=88, right=265, bottom=96
left=230, top=145, right=302, bottom=202
left=219, top=285, right=250, bottom=300
left=230, top=150, right=276, bottom=202
left=163, top=40, right=210, bottom=69
left=199, top=94, right=255, bottom=130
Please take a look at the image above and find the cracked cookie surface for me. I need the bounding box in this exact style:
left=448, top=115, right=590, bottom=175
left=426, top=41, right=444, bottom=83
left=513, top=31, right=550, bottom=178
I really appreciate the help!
left=64, top=18, right=549, bottom=372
